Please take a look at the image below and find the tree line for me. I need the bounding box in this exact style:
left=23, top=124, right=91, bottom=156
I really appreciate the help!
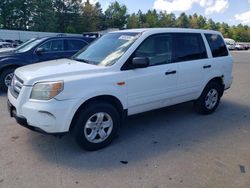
left=0, top=0, right=250, bottom=42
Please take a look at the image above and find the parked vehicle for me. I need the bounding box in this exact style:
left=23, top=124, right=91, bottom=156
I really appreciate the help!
left=224, top=38, right=236, bottom=50
left=14, top=40, right=23, bottom=45
left=235, top=44, right=244, bottom=50
left=8, top=28, right=233, bottom=150
left=0, top=42, right=12, bottom=48
left=13, top=40, right=23, bottom=47
left=242, top=44, right=249, bottom=50
left=5, top=39, right=18, bottom=48
left=0, top=38, right=36, bottom=54
left=0, top=36, right=95, bottom=91
left=226, top=44, right=236, bottom=50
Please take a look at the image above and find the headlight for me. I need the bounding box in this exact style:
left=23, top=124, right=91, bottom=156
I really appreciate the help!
left=30, top=81, right=64, bottom=100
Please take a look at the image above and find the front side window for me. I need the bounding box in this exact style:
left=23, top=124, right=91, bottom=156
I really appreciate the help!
left=39, top=40, right=64, bottom=52
left=73, top=32, right=140, bottom=66
left=134, top=34, right=173, bottom=66
left=205, top=34, right=228, bottom=57
left=174, top=33, right=207, bottom=62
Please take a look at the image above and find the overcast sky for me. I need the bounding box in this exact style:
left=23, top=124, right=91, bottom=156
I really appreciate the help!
left=88, top=0, right=250, bottom=26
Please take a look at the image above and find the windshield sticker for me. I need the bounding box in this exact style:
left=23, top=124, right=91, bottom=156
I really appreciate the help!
left=119, top=35, right=135, bottom=41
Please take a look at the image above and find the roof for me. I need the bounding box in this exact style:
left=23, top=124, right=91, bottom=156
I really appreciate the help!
left=111, top=28, right=221, bottom=35
left=37, top=36, right=91, bottom=39
left=31, top=35, right=95, bottom=43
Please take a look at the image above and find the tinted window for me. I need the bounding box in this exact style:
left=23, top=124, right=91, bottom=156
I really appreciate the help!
left=40, top=39, right=64, bottom=52
left=134, top=34, right=173, bottom=66
left=205, top=34, right=228, bottom=57
left=174, top=33, right=207, bottom=62
left=67, top=39, right=88, bottom=51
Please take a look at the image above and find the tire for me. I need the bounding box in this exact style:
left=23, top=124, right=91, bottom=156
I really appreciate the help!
left=194, top=82, right=223, bottom=115
left=0, top=68, right=15, bottom=92
left=71, top=102, right=120, bottom=151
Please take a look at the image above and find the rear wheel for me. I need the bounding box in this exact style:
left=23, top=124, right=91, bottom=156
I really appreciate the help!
left=72, top=102, right=120, bottom=151
left=194, top=82, right=223, bottom=114
left=0, top=68, right=15, bottom=92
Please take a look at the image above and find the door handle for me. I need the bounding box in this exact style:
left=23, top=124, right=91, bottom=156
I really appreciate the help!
left=203, top=65, right=211, bottom=69
left=165, top=70, right=177, bottom=75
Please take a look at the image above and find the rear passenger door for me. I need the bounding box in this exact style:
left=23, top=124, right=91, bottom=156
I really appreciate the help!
left=174, top=33, right=209, bottom=100
left=65, top=39, right=88, bottom=57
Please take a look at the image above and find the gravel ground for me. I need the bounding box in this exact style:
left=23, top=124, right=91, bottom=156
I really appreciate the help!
left=0, top=51, right=249, bottom=188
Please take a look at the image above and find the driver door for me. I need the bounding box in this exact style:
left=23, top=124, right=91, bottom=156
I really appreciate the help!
left=35, top=39, right=66, bottom=62
left=123, top=34, right=179, bottom=115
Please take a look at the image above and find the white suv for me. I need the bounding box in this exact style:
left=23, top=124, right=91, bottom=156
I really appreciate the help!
left=8, top=28, right=233, bottom=150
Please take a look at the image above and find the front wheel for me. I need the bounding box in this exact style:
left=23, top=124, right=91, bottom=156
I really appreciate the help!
left=71, top=102, right=120, bottom=151
left=0, top=68, right=15, bottom=92
left=194, top=82, right=222, bottom=114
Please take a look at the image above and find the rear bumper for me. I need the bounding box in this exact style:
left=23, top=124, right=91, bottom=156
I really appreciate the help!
left=224, top=75, right=233, bottom=90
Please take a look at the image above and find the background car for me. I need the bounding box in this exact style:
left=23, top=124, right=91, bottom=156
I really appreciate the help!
left=226, top=44, right=236, bottom=50
left=0, top=41, right=12, bottom=48
left=242, top=44, right=249, bottom=50
left=4, top=39, right=18, bottom=47
left=0, top=38, right=36, bottom=54
left=0, top=36, right=95, bottom=91
left=235, top=44, right=244, bottom=50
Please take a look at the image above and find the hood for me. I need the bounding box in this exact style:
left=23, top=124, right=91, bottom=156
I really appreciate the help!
left=15, top=58, right=105, bottom=85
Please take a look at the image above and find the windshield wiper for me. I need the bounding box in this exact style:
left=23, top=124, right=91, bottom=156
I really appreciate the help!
left=72, top=58, right=90, bottom=64
left=72, top=57, right=99, bottom=65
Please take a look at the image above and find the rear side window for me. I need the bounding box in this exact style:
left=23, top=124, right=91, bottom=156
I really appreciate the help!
left=205, top=34, right=228, bottom=57
left=174, top=33, right=207, bottom=62
left=67, top=39, right=88, bottom=51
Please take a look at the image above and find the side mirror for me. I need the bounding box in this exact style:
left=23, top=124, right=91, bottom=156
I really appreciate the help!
left=131, top=57, right=149, bottom=69
left=36, top=47, right=44, bottom=55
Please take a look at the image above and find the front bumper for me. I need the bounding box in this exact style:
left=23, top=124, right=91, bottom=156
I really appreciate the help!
left=8, top=87, right=79, bottom=133
left=8, top=100, right=28, bottom=126
left=7, top=100, right=57, bottom=134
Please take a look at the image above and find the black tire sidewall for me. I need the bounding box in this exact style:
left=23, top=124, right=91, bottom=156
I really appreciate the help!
left=0, top=68, right=15, bottom=92
left=72, top=102, right=120, bottom=151
left=195, top=82, right=222, bottom=114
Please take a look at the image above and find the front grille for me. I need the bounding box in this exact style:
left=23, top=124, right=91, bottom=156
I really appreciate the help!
left=10, top=75, right=24, bottom=98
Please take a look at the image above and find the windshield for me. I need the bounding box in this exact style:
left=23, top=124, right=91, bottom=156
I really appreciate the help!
left=15, top=38, right=45, bottom=53
left=73, top=32, right=140, bottom=66
left=15, top=38, right=36, bottom=51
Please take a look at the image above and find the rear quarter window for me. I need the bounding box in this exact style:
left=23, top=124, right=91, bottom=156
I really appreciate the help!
left=205, top=34, right=228, bottom=57
left=67, top=39, right=88, bottom=51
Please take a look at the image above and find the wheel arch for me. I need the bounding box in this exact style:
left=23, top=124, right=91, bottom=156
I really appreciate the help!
left=0, top=64, right=20, bottom=75
left=69, top=95, right=127, bottom=132
left=203, top=76, right=225, bottom=97
left=208, top=76, right=224, bottom=86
